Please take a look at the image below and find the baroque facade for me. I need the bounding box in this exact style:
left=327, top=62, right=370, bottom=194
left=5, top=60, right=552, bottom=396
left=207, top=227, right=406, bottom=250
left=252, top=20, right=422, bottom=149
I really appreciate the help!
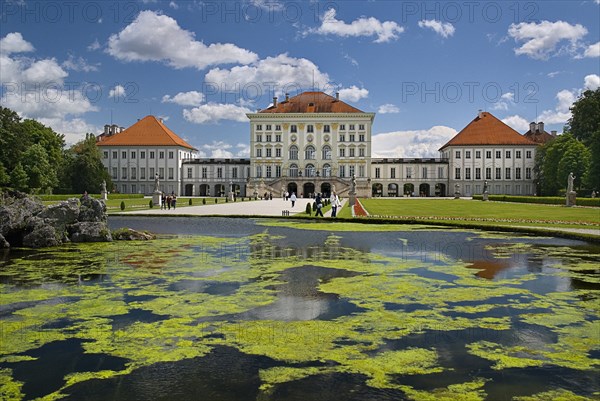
left=97, top=92, right=543, bottom=197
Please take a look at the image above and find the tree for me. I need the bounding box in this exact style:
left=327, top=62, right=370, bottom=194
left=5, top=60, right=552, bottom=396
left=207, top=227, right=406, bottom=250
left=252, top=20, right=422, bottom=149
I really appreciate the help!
left=567, top=89, right=600, bottom=146
left=10, top=163, right=28, bottom=192
left=538, top=134, right=574, bottom=195
left=0, top=107, right=24, bottom=174
left=22, top=144, right=58, bottom=193
left=556, top=142, right=590, bottom=191
left=66, top=134, right=112, bottom=194
left=0, top=164, right=8, bottom=187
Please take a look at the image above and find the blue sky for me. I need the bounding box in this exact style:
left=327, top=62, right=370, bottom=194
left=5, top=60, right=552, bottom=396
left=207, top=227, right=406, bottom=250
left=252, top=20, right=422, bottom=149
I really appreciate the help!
left=1, top=0, right=599, bottom=158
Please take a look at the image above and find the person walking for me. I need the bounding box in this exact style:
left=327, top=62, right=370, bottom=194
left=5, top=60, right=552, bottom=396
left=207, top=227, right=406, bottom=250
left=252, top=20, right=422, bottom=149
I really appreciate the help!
left=290, top=192, right=297, bottom=207
left=330, top=192, right=340, bottom=218
left=171, top=192, right=177, bottom=209
left=315, top=193, right=324, bottom=217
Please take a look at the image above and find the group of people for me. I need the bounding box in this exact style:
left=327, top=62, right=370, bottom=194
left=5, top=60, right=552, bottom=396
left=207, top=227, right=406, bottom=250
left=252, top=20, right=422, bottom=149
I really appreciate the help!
left=160, top=192, right=177, bottom=210
left=292, top=192, right=341, bottom=217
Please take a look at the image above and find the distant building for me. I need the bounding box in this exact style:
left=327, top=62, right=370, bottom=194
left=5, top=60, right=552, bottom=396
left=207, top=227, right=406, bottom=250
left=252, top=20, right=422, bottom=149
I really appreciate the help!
left=524, top=121, right=556, bottom=144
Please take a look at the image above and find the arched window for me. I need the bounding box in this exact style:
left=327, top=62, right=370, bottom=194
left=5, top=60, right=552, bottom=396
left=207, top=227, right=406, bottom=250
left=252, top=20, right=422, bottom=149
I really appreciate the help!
left=305, top=164, right=316, bottom=177
left=322, top=145, right=332, bottom=160
left=289, top=145, right=298, bottom=160
left=322, top=164, right=331, bottom=177
left=289, top=164, right=298, bottom=177
left=305, top=146, right=316, bottom=160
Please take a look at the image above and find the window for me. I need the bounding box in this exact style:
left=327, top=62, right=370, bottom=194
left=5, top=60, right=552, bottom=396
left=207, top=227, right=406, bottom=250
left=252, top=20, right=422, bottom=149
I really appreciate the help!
left=475, top=168, right=481, bottom=180
left=112, top=167, right=117, bottom=179
left=256, top=134, right=262, bottom=142
left=169, top=151, right=174, bottom=159
left=168, top=168, right=173, bottom=180
left=322, top=146, right=332, bottom=160
left=141, top=151, right=146, bottom=159
left=187, top=168, right=192, bottom=179
left=455, top=151, right=461, bottom=159
left=495, top=168, right=501, bottom=179
left=290, top=125, right=297, bottom=133
left=323, top=164, right=331, bottom=177
left=349, top=124, right=355, bottom=130
left=476, top=151, right=481, bottom=159
left=406, top=167, right=413, bottom=179
left=217, top=167, right=223, bottom=179
left=438, top=167, right=445, bottom=179
left=266, top=148, right=272, bottom=157
left=131, top=184, right=136, bottom=194
left=486, top=151, right=491, bottom=159
left=486, top=167, right=491, bottom=180
left=141, top=168, right=146, bottom=180
left=150, top=151, right=155, bottom=159
left=103, top=151, right=108, bottom=159
left=289, top=146, right=298, bottom=160
left=324, top=125, right=330, bottom=133
left=391, top=168, right=396, bottom=179
left=526, top=167, right=532, bottom=179
left=305, top=146, right=315, bottom=160
left=339, top=124, right=346, bottom=131
left=422, top=167, right=428, bottom=179
left=275, top=125, right=281, bottom=131
left=289, top=164, right=298, bottom=177
left=122, top=167, right=127, bottom=179
left=359, top=148, right=365, bottom=157
left=526, top=150, right=532, bottom=158
left=349, top=165, right=355, bottom=177
left=466, top=151, right=471, bottom=159
left=256, top=124, right=262, bottom=131
left=150, top=167, right=155, bottom=178
left=349, top=134, right=355, bottom=142
left=516, top=167, right=521, bottom=179
left=159, top=168, right=164, bottom=179
left=275, top=165, right=281, bottom=177
left=202, top=167, right=207, bottom=179
left=112, top=151, right=117, bottom=159
left=375, top=167, right=381, bottom=178
left=339, top=165, right=346, bottom=177
left=305, top=164, right=315, bottom=177
left=339, top=134, right=346, bottom=142
left=455, top=168, right=461, bottom=179
left=232, top=167, right=238, bottom=179
left=266, top=134, right=271, bottom=142
left=122, top=151, right=127, bottom=159
left=359, top=134, right=365, bottom=142
left=495, top=151, right=501, bottom=159
left=516, top=151, right=521, bottom=159
left=131, top=151, right=136, bottom=159
left=506, top=150, right=511, bottom=159
left=266, top=124, right=271, bottom=131
left=339, top=148, right=345, bottom=157
left=256, top=166, right=262, bottom=178
left=266, top=165, right=272, bottom=178
left=349, top=148, right=355, bottom=157
left=159, top=151, right=165, bottom=159
left=505, top=168, right=511, bottom=179
left=275, top=148, right=281, bottom=158
left=131, top=167, right=136, bottom=179
left=256, top=148, right=262, bottom=157
left=307, top=125, right=314, bottom=133
left=359, top=124, right=365, bottom=130
left=465, top=167, right=471, bottom=180
left=359, top=165, right=365, bottom=177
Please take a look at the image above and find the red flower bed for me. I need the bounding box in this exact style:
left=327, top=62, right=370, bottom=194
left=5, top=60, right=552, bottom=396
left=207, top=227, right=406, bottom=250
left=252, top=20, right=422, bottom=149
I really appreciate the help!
left=354, top=199, right=368, bottom=217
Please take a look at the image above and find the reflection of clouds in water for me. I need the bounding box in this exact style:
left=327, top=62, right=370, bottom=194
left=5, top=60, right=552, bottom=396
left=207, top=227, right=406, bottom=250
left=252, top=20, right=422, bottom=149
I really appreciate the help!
left=248, top=295, right=329, bottom=321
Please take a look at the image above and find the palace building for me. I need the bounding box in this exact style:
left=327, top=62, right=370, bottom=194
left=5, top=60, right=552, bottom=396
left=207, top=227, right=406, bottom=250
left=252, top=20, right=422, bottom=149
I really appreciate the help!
left=97, top=91, right=545, bottom=197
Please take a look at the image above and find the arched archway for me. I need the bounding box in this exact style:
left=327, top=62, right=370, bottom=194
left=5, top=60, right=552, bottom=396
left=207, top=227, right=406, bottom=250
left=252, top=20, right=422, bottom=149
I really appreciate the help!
left=199, top=184, right=210, bottom=196
left=184, top=184, right=194, bottom=196
left=419, top=183, right=430, bottom=197
left=435, top=183, right=446, bottom=197
left=387, top=183, right=398, bottom=197
left=232, top=184, right=241, bottom=196
left=287, top=182, right=298, bottom=196
left=404, top=183, right=414, bottom=196
left=214, top=184, right=225, bottom=197
left=303, top=182, right=315, bottom=198
left=321, top=182, right=331, bottom=197
left=372, top=183, right=383, bottom=197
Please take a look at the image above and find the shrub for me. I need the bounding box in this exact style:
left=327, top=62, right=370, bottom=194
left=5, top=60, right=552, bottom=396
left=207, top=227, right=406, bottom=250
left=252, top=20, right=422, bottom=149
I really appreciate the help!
left=472, top=195, right=599, bottom=207
left=120, top=201, right=125, bottom=211
left=226, top=197, right=229, bottom=203
left=149, top=200, right=153, bottom=208
left=305, top=203, right=312, bottom=215
left=189, top=198, right=192, bottom=206
left=214, top=198, right=218, bottom=204
left=312, top=201, right=317, bottom=211
left=202, top=198, right=206, bottom=205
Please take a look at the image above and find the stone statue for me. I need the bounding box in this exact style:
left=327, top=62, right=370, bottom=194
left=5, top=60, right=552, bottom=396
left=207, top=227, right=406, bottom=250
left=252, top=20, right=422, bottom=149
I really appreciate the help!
left=101, top=180, right=107, bottom=193
left=483, top=180, right=488, bottom=193
left=351, top=174, right=356, bottom=193
left=154, top=173, right=160, bottom=192
left=567, top=172, right=575, bottom=193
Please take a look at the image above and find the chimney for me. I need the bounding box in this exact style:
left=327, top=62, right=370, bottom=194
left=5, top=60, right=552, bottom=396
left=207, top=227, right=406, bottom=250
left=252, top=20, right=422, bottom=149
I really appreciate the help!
left=551, top=130, right=557, bottom=136
left=273, top=96, right=277, bottom=107
left=529, top=122, right=536, bottom=132
left=537, top=122, right=544, bottom=133
left=478, top=109, right=484, bottom=119
left=285, top=93, right=289, bottom=101
left=159, top=117, right=163, bottom=123
left=335, top=92, right=339, bottom=100
left=104, top=124, right=110, bottom=135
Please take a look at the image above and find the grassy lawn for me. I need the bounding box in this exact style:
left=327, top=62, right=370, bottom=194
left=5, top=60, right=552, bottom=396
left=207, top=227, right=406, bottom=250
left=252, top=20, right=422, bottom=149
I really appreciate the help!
left=358, top=199, right=599, bottom=231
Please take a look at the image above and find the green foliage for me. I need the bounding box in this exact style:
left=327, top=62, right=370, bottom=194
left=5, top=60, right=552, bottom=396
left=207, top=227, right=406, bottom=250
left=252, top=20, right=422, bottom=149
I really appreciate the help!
left=557, top=141, right=590, bottom=191
left=0, top=163, right=9, bottom=187
left=538, top=133, right=587, bottom=195
left=120, top=201, right=125, bottom=211
left=472, top=195, right=600, bottom=207
left=64, top=134, right=112, bottom=194
left=305, top=203, right=312, bottom=215
left=226, top=197, right=229, bottom=203
left=37, top=193, right=143, bottom=201
left=312, top=201, right=317, bottom=211
left=22, top=143, right=57, bottom=193
left=149, top=200, right=154, bottom=209
left=567, top=88, right=600, bottom=146
left=9, top=163, right=28, bottom=192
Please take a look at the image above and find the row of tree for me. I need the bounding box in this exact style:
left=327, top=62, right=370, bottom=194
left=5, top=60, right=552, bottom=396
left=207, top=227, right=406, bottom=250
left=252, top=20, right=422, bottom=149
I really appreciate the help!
left=0, top=107, right=111, bottom=195
left=535, top=89, right=600, bottom=195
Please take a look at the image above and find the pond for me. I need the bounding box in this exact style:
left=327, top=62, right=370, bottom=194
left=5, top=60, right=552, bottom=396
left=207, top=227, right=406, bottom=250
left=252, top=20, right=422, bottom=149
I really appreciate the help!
left=0, top=217, right=598, bottom=401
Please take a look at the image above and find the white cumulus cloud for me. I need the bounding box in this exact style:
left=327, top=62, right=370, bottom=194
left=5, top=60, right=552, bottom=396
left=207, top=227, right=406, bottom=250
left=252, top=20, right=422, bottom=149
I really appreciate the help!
left=338, top=86, right=368, bottom=102
left=583, top=41, right=600, bottom=58
left=310, top=8, right=404, bottom=43
left=0, top=32, right=34, bottom=54
left=501, top=115, right=531, bottom=132
left=372, top=126, right=457, bottom=158
left=61, top=54, right=99, bottom=72
left=418, top=20, right=455, bottom=38
left=584, top=74, right=600, bottom=90
left=162, top=91, right=205, bottom=106
left=183, top=103, right=253, bottom=124
left=508, top=20, right=588, bottom=60
left=107, top=10, right=258, bottom=69
left=377, top=104, right=400, bottom=114
left=109, top=85, right=126, bottom=98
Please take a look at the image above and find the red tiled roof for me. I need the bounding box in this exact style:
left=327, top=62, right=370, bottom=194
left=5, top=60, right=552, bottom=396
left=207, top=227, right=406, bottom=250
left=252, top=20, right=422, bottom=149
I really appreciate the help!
left=524, top=129, right=555, bottom=144
left=96, top=116, right=196, bottom=150
left=259, top=91, right=365, bottom=113
left=440, top=112, right=535, bottom=150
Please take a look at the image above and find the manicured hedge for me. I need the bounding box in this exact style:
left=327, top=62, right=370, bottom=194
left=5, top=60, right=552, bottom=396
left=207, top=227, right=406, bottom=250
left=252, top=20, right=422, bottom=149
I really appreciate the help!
left=37, top=193, right=145, bottom=201
left=472, top=194, right=600, bottom=207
